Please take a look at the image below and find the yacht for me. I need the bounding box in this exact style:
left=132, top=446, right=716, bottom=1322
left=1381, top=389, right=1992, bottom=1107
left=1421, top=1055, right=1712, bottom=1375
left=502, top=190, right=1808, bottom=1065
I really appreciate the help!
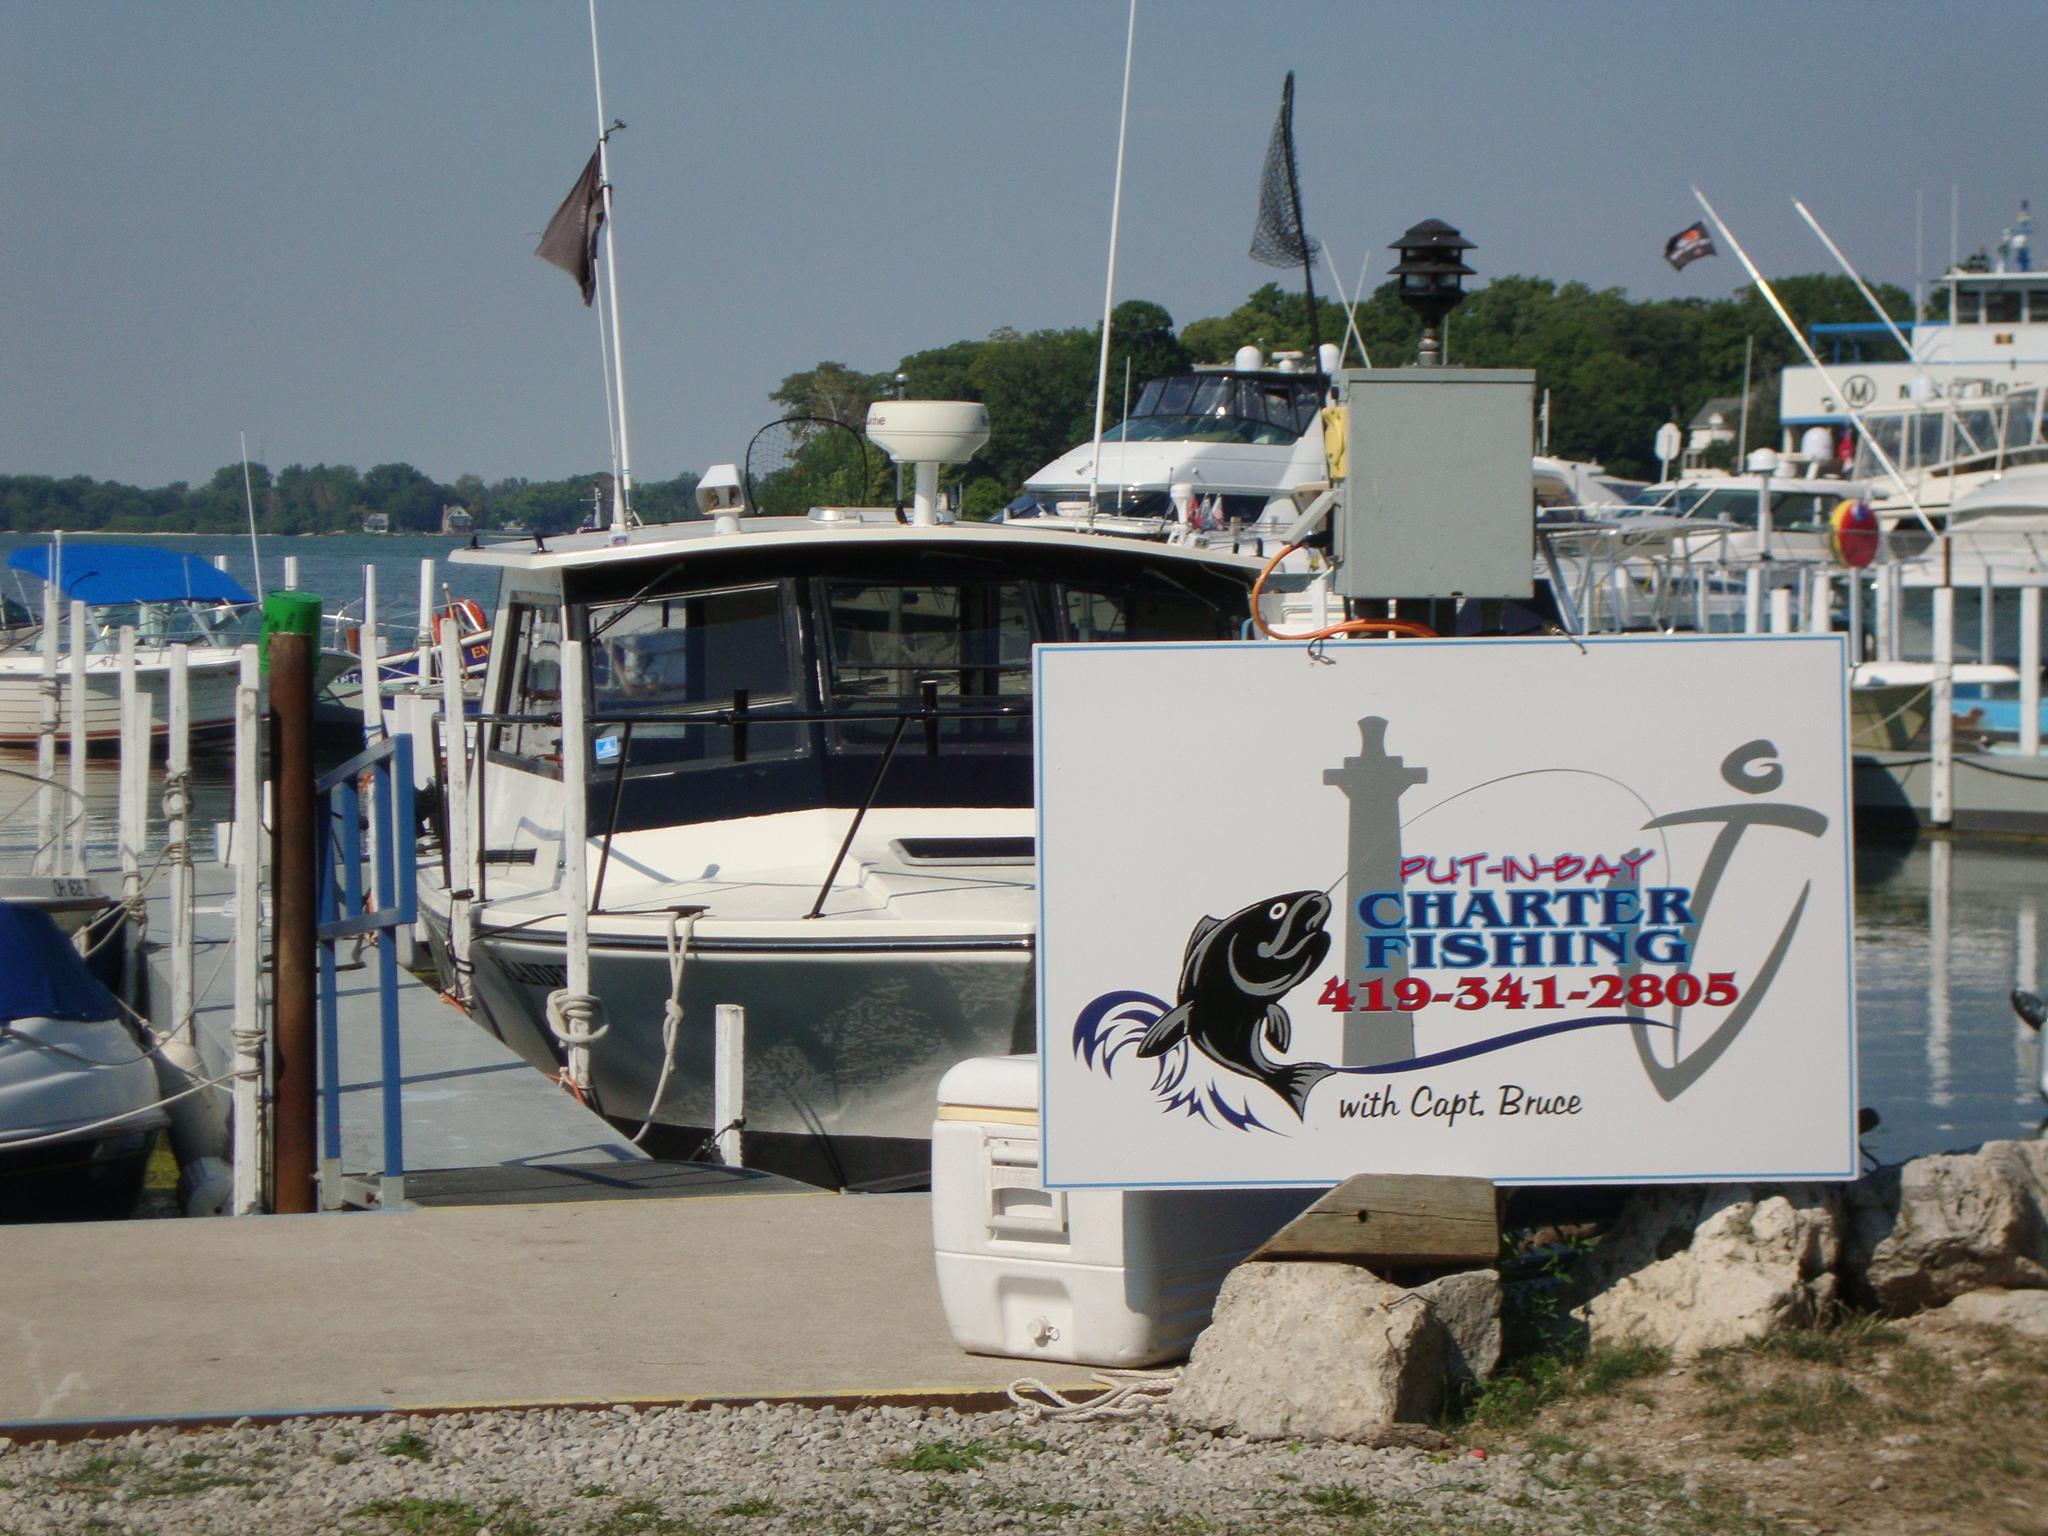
left=415, top=406, right=1273, bottom=1189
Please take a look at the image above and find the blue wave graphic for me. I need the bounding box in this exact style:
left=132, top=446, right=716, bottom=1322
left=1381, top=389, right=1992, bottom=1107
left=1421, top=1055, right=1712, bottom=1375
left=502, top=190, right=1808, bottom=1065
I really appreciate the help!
left=1320, top=1014, right=1673, bottom=1075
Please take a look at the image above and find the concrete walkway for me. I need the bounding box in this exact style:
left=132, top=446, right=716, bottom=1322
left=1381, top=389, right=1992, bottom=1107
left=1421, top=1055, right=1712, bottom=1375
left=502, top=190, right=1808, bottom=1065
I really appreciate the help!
left=0, top=1193, right=1094, bottom=1431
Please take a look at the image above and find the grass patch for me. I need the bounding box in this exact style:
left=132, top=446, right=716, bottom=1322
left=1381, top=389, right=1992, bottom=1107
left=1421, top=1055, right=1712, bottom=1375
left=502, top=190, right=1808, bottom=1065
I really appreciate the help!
left=584, top=1496, right=703, bottom=1536
left=1302, top=1482, right=1376, bottom=1516
left=380, top=1430, right=433, bottom=1462
left=356, top=1497, right=484, bottom=1536
left=885, top=1438, right=999, bottom=1473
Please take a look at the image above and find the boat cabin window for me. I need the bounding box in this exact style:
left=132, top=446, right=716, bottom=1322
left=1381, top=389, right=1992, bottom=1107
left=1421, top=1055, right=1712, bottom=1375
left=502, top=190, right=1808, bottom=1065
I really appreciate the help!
left=1955, top=290, right=1982, bottom=324
left=2030, top=289, right=2048, bottom=323
left=1059, top=582, right=1246, bottom=642
left=584, top=582, right=802, bottom=770
left=1106, top=372, right=1321, bottom=446
left=493, top=601, right=564, bottom=769
left=819, top=579, right=1033, bottom=746
left=1986, top=288, right=2023, bottom=325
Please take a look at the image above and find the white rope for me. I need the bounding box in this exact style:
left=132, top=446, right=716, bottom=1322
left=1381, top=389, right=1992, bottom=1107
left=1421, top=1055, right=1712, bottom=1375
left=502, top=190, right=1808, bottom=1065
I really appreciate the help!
left=0, top=1067, right=235, bottom=1151
left=631, top=909, right=698, bottom=1146
left=544, top=988, right=607, bottom=1099
left=1006, top=1368, right=1180, bottom=1422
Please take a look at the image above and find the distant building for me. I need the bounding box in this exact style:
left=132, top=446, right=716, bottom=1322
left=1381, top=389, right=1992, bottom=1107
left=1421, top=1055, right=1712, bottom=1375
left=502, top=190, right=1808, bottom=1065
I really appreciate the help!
left=1686, top=396, right=1747, bottom=461
left=441, top=505, right=475, bottom=535
left=361, top=510, right=390, bottom=534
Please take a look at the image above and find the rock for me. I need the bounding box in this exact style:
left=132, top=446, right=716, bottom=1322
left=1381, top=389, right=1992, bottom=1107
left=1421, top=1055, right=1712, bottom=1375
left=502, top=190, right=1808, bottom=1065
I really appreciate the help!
left=1167, top=1262, right=1447, bottom=1443
left=1845, top=1141, right=2048, bottom=1313
left=1574, top=1184, right=1842, bottom=1358
left=1413, top=1268, right=1502, bottom=1382
left=1922, top=1287, right=2048, bottom=1338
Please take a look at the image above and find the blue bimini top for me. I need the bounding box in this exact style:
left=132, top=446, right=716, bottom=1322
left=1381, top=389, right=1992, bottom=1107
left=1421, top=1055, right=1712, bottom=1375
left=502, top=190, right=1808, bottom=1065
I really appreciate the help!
left=7, top=545, right=253, bottom=606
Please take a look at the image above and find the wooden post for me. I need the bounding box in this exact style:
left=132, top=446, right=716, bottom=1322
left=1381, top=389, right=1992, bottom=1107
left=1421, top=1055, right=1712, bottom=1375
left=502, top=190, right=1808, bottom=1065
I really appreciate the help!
left=1848, top=568, right=1866, bottom=664
left=270, top=627, right=318, bottom=1214
left=416, top=558, right=437, bottom=688
left=1808, top=569, right=1832, bottom=635
left=715, top=1003, right=745, bottom=1166
left=1743, top=566, right=1763, bottom=634
left=1768, top=585, right=1793, bottom=636
left=67, top=598, right=87, bottom=875
left=232, top=645, right=265, bottom=1214
left=1250, top=1174, right=1499, bottom=1269
left=2023, top=585, right=2042, bottom=759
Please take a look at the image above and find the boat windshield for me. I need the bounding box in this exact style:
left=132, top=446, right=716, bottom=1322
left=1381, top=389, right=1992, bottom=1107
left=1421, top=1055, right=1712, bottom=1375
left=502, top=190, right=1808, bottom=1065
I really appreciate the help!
left=1102, top=374, right=1321, bottom=446
left=1623, top=485, right=1837, bottom=531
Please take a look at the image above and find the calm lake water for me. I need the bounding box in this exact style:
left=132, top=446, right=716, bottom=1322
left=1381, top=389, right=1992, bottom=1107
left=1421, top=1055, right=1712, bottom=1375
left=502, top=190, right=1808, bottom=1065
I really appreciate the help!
left=2, top=532, right=2043, bottom=1167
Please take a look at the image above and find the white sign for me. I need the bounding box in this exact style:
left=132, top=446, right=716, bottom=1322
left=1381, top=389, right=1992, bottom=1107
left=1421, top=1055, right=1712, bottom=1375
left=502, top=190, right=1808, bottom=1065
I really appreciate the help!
left=1654, top=421, right=1683, bottom=464
left=1035, top=636, right=1856, bottom=1190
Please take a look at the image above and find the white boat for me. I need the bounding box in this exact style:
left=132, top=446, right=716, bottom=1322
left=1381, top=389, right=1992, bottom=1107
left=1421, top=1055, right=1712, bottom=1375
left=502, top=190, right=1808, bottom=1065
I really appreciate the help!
left=1779, top=204, right=2048, bottom=521
left=0, top=902, right=167, bottom=1218
left=0, top=543, right=356, bottom=751
left=414, top=459, right=1272, bottom=1189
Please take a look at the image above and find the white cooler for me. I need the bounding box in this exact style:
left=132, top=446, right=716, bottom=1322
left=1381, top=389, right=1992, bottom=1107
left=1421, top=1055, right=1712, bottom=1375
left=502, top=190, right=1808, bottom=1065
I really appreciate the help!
left=931, top=1054, right=1321, bottom=1367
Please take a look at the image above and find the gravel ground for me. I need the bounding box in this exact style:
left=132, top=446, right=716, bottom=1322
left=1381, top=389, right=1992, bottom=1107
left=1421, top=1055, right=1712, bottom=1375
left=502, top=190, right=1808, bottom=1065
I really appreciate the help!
left=0, top=1399, right=1724, bottom=1536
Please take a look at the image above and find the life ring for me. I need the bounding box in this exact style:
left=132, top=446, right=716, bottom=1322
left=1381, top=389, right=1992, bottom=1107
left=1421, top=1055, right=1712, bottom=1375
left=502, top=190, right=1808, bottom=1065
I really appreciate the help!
left=431, top=598, right=489, bottom=643
left=1830, top=498, right=1879, bottom=568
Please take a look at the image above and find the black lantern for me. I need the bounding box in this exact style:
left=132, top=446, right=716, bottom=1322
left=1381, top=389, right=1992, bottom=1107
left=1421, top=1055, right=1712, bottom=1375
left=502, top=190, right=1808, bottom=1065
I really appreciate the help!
left=1388, top=219, right=1474, bottom=365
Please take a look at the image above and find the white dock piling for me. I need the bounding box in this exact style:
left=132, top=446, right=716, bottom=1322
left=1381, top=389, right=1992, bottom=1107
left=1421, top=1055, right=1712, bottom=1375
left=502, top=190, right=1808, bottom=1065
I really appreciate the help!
left=714, top=1003, right=745, bottom=1167
left=282, top=554, right=300, bottom=591
left=167, top=645, right=193, bottom=1046
left=1743, top=567, right=1763, bottom=634
left=1808, top=570, right=1832, bottom=635
left=416, top=559, right=437, bottom=688
left=1794, top=567, right=1811, bottom=631
left=232, top=645, right=265, bottom=1215
left=1848, top=569, right=1866, bottom=663
left=1886, top=564, right=1905, bottom=661
left=440, top=620, right=474, bottom=1004
left=67, top=598, right=87, bottom=875
left=1768, top=586, right=1793, bottom=635
left=2024, top=586, right=2043, bottom=759
left=1932, top=585, right=1956, bottom=828
left=558, top=629, right=594, bottom=1096
left=33, top=576, right=58, bottom=876
left=116, top=627, right=144, bottom=1001
left=1982, top=571, right=1997, bottom=662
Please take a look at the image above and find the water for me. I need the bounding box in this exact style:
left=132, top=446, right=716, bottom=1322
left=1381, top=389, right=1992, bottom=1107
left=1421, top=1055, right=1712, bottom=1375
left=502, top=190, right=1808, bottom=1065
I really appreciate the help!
left=0, top=531, right=501, bottom=636
left=3, top=531, right=2042, bottom=1167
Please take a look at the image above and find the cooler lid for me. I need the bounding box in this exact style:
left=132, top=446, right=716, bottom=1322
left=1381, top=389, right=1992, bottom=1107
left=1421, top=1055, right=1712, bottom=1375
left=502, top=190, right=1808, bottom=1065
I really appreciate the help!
left=935, top=1053, right=1039, bottom=1116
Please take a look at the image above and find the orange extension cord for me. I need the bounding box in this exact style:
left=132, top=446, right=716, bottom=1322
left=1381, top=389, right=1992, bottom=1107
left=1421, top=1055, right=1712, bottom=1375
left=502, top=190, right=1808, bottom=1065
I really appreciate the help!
left=1249, top=541, right=1440, bottom=642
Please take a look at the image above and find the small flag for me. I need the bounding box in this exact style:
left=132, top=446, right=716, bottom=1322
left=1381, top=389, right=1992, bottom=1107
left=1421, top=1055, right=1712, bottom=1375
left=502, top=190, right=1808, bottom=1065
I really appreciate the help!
left=536, top=151, right=605, bottom=305
left=1664, top=221, right=1717, bottom=271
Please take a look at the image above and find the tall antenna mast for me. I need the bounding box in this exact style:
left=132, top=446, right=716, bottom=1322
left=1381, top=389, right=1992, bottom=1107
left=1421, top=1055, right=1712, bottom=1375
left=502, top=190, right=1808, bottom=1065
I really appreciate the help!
left=239, top=431, right=264, bottom=592
left=1086, top=0, right=1138, bottom=513
left=588, top=0, right=634, bottom=538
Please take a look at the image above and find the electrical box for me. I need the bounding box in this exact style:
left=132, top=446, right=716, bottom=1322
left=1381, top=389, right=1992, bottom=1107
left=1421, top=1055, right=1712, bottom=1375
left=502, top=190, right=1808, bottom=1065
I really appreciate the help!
left=1332, top=366, right=1536, bottom=600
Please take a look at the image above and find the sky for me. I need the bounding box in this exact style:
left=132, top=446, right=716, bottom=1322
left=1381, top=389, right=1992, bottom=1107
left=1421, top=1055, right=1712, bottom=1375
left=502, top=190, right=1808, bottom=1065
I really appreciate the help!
left=3, top=0, right=2044, bottom=491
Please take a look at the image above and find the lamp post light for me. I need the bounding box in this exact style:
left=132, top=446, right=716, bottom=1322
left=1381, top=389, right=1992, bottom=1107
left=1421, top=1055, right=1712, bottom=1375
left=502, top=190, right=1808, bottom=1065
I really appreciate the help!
left=1388, top=219, right=1475, bottom=366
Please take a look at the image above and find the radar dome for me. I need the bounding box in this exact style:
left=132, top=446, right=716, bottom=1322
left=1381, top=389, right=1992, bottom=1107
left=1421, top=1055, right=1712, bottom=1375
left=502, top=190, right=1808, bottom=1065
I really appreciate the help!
left=864, top=401, right=990, bottom=465
left=1232, top=345, right=1263, bottom=371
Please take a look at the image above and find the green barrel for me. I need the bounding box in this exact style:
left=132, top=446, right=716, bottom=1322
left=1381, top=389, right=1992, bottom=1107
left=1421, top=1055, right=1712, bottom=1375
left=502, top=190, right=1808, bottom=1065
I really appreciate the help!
left=260, top=590, right=323, bottom=672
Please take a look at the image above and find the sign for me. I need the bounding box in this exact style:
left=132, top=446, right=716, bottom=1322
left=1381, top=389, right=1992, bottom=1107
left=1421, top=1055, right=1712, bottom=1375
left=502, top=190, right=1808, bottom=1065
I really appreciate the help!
left=1035, top=636, right=1856, bottom=1189
left=1653, top=421, right=1682, bottom=465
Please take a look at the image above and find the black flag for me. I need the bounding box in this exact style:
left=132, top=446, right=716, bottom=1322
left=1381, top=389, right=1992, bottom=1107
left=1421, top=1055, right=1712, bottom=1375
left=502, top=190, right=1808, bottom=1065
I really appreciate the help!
left=536, top=151, right=605, bottom=305
left=1664, top=221, right=1717, bottom=271
left=1250, top=72, right=1321, bottom=363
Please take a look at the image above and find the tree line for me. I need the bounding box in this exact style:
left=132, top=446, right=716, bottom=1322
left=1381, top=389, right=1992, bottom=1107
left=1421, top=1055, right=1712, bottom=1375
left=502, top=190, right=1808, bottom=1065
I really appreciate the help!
left=0, top=269, right=1909, bottom=533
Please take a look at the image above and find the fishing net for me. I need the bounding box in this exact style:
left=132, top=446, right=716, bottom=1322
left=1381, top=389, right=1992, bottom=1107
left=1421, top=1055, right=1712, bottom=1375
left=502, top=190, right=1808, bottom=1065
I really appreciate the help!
left=1250, top=71, right=1317, bottom=269
left=742, top=416, right=878, bottom=518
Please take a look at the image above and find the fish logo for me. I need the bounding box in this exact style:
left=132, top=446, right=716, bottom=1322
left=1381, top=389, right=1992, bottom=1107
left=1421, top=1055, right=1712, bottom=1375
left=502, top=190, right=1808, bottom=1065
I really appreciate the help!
left=1134, top=890, right=1336, bottom=1118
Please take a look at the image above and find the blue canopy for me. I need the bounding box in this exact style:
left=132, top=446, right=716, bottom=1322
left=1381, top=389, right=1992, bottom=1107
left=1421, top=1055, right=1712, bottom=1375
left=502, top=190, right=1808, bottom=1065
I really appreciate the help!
left=7, top=545, right=253, bottom=606
left=0, top=905, right=121, bottom=1026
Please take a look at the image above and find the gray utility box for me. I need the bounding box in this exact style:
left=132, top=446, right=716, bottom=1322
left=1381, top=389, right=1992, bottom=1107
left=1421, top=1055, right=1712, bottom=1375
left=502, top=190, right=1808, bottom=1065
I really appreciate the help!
left=1332, top=366, right=1536, bottom=600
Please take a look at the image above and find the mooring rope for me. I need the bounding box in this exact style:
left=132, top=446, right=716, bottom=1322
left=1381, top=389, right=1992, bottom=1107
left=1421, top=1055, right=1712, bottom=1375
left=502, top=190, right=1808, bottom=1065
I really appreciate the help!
left=631, top=909, right=699, bottom=1146
left=1006, top=1368, right=1181, bottom=1422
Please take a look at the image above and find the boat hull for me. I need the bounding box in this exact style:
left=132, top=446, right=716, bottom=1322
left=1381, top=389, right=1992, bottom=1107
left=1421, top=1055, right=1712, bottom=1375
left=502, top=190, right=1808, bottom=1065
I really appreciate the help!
left=435, top=918, right=1034, bottom=1190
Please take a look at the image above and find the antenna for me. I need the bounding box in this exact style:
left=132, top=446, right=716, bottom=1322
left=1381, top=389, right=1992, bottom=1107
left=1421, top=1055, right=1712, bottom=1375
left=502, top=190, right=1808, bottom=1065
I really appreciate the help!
left=1086, top=0, right=1138, bottom=513
left=239, top=431, right=264, bottom=593
left=588, top=0, right=634, bottom=539
left=1691, top=186, right=1932, bottom=537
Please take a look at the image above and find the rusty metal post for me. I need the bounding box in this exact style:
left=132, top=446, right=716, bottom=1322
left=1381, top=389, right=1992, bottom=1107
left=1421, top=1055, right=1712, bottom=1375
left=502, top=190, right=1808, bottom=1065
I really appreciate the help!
left=269, top=625, right=318, bottom=1213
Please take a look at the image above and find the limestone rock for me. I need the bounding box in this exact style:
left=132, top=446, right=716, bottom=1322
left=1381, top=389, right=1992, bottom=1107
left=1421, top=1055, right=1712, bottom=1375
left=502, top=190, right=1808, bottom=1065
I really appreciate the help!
left=1923, top=1287, right=2048, bottom=1338
left=1168, top=1262, right=1447, bottom=1443
left=1844, top=1140, right=2048, bottom=1314
left=1575, top=1184, right=1842, bottom=1358
left=1414, top=1268, right=1502, bottom=1383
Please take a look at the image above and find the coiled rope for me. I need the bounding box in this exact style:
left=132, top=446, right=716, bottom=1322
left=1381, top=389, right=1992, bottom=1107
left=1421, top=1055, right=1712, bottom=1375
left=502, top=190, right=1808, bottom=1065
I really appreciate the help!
left=544, top=989, right=607, bottom=1102
left=1006, top=1368, right=1180, bottom=1422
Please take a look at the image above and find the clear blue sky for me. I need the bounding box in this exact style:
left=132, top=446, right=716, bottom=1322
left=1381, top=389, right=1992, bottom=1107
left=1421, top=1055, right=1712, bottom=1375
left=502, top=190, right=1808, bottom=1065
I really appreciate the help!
left=3, top=0, right=2042, bottom=489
